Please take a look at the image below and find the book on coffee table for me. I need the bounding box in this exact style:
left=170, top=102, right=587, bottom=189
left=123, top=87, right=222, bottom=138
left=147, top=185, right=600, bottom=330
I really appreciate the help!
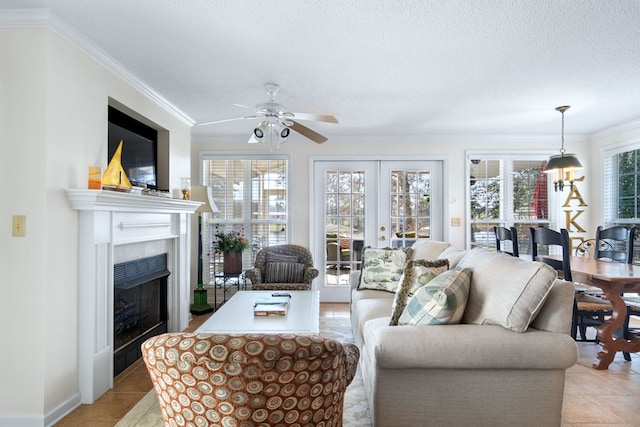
left=254, top=301, right=288, bottom=316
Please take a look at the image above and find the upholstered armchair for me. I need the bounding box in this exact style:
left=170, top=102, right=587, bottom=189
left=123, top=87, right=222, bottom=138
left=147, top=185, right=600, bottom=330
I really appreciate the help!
left=245, top=244, right=319, bottom=291
left=142, top=333, right=360, bottom=427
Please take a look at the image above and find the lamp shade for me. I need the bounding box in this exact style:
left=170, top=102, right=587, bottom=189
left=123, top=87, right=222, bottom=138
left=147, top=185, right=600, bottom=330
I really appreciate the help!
left=190, top=186, right=219, bottom=213
left=543, top=154, right=583, bottom=173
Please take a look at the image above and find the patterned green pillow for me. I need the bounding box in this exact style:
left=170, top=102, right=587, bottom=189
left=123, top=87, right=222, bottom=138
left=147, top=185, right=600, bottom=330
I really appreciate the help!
left=398, top=268, right=472, bottom=325
left=389, top=258, right=449, bottom=326
left=357, top=246, right=412, bottom=293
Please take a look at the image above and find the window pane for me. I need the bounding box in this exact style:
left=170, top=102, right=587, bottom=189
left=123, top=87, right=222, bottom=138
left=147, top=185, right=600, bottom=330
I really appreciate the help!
left=202, top=157, right=289, bottom=284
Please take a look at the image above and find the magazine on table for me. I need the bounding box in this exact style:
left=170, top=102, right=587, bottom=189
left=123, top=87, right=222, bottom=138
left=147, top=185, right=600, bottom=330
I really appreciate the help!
left=253, top=293, right=291, bottom=316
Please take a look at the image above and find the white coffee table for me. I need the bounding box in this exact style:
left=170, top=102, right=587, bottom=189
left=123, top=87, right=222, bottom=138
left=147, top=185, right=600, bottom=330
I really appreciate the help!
left=196, top=290, right=320, bottom=334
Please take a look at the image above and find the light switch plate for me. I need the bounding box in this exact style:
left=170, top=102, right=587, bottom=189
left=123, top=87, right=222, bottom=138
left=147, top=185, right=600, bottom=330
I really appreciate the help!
left=12, top=215, right=26, bottom=237
left=451, top=217, right=461, bottom=227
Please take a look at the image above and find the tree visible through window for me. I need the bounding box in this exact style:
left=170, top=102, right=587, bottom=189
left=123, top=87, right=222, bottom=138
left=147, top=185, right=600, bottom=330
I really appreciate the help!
left=468, top=155, right=551, bottom=254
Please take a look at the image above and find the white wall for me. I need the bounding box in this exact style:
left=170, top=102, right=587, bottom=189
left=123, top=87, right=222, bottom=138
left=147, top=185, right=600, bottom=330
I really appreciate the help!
left=0, top=27, right=191, bottom=424
left=191, top=133, right=592, bottom=252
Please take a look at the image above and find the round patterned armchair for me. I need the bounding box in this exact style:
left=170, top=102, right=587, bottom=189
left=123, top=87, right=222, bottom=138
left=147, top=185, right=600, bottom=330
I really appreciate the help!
left=142, top=332, right=359, bottom=427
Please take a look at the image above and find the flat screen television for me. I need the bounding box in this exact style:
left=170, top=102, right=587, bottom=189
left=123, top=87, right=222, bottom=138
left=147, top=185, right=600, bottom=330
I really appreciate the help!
left=108, top=106, right=158, bottom=189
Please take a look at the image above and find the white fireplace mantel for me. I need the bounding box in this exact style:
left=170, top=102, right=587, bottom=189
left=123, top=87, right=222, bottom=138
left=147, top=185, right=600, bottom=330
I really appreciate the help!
left=66, top=189, right=201, bottom=403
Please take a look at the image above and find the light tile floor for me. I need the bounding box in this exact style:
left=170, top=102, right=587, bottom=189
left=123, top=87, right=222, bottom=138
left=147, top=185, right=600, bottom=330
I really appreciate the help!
left=55, top=304, right=640, bottom=426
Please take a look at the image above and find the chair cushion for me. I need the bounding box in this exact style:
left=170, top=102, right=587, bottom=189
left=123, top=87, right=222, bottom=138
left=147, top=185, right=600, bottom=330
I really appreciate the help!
left=389, top=258, right=449, bottom=326
left=458, top=248, right=556, bottom=333
left=266, top=253, right=299, bottom=263
left=397, top=268, right=472, bottom=326
left=358, top=246, right=411, bottom=293
left=265, top=261, right=305, bottom=283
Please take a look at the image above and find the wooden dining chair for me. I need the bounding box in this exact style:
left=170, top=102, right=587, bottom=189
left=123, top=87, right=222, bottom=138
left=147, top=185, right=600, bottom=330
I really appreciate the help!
left=594, top=225, right=636, bottom=263
left=530, top=227, right=612, bottom=341
left=595, top=225, right=637, bottom=360
left=494, top=226, right=519, bottom=257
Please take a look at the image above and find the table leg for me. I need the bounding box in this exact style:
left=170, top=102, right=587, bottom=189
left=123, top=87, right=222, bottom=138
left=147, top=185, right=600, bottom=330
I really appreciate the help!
left=593, top=283, right=640, bottom=369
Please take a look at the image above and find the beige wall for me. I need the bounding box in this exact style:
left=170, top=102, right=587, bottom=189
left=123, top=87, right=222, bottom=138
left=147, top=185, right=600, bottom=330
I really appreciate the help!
left=0, top=27, right=191, bottom=423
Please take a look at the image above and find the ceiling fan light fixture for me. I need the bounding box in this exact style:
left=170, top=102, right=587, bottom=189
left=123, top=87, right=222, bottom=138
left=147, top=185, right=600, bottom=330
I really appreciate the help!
left=543, top=105, right=582, bottom=192
left=254, top=121, right=268, bottom=139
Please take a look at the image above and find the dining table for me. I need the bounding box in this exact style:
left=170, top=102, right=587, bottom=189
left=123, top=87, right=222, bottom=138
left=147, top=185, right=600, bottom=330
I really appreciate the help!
left=541, top=254, right=640, bottom=369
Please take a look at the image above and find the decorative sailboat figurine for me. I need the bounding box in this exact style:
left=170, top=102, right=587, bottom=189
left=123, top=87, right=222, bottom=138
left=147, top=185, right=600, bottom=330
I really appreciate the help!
left=102, top=140, right=132, bottom=191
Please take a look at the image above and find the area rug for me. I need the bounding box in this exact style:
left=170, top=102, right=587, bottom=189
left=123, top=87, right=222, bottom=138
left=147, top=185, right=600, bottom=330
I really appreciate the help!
left=116, top=317, right=371, bottom=426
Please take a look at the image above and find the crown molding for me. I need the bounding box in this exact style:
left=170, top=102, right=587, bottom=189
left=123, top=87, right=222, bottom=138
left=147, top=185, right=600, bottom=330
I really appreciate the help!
left=0, top=8, right=195, bottom=127
left=590, top=117, right=640, bottom=140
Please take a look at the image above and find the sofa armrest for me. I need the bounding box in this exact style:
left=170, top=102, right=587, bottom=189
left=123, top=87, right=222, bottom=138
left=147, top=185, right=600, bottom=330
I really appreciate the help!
left=244, top=268, right=262, bottom=284
left=350, top=270, right=361, bottom=290
left=304, top=267, right=319, bottom=283
left=364, top=318, right=577, bottom=370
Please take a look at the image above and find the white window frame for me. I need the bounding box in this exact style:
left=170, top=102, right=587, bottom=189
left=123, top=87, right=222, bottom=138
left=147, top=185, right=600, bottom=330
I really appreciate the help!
left=466, top=149, right=557, bottom=251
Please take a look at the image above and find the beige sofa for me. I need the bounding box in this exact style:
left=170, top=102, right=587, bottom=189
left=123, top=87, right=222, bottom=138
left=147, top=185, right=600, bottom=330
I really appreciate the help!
left=350, top=242, right=578, bottom=427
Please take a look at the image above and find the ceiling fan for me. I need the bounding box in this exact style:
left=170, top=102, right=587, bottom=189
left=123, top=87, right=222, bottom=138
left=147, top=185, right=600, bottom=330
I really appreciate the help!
left=196, top=83, right=338, bottom=144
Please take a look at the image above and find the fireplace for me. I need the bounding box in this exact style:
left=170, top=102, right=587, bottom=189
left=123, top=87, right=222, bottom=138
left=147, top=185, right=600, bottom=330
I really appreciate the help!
left=66, top=189, right=201, bottom=403
left=113, top=254, right=169, bottom=376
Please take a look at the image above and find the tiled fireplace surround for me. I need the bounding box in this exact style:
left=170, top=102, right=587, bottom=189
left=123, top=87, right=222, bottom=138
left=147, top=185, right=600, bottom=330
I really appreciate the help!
left=66, top=190, right=200, bottom=404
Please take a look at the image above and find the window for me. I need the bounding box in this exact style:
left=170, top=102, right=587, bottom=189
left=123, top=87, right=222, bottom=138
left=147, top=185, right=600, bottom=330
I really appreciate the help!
left=201, top=154, right=289, bottom=284
left=603, top=142, right=640, bottom=264
left=468, top=154, right=553, bottom=255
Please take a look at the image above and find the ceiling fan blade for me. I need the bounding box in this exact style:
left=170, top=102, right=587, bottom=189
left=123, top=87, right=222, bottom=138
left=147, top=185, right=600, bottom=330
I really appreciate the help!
left=291, top=112, right=338, bottom=123
left=289, top=120, right=328, bottom=144
left=195, top=115, right=260, bottom=126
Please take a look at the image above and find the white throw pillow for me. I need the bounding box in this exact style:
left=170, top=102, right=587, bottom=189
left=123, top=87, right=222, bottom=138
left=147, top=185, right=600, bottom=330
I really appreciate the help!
left=457, top=248, right=557, bottom=333
left=411, top=240, right=451, bottom=260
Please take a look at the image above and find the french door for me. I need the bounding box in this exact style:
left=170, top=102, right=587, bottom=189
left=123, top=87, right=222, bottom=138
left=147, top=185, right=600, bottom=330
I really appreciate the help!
left=312, top=159, right=444, bottom=302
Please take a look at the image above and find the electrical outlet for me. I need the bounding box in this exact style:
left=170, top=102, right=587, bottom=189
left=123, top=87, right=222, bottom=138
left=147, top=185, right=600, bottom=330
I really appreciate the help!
left=12, top=215, right=26, bottom=237
left=451, top=217, right=461, bottom=227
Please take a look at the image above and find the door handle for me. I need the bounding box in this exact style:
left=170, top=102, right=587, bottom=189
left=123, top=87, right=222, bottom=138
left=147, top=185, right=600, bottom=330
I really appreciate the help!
left=380, top=236, right=386, bottom=241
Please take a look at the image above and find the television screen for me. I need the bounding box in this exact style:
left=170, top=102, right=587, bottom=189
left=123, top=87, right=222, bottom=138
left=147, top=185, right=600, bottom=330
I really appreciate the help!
left=108, top=107, right=158, bottom=189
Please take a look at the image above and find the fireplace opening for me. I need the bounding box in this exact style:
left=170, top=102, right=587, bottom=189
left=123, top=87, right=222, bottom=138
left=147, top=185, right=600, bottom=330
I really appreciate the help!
left=113, top=254, right=169, bottom=377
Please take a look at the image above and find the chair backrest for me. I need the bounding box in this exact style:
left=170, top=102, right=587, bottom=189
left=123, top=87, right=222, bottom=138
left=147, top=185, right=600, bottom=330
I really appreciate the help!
left=142, top=332, right=359, bottom=427
left=530, top=227, right=572, bottom=282
left=494, top=226, right=519, bottom=257
left=594, top=225, right=636, bottom=264
left=254, top=244, right=314, bottom=270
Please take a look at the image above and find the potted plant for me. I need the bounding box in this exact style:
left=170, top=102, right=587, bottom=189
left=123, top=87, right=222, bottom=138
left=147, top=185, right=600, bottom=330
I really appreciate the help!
left=214, top=226, right=250, bottom=275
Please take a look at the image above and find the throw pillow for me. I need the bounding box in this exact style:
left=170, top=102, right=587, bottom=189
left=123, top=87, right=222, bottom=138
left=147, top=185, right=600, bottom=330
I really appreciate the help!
left=358, top=246, right=412, bottom=293
left=265, top=262, right=305, bottom=283
left=266, top=253, right=299, bottom=263
left=410, top=240, right=451, bottom=261
left=389, top=258, right=449, bottom=326
left=457, top=248, right=556, bottom=333
left=398, top=268, right=472, bottom=326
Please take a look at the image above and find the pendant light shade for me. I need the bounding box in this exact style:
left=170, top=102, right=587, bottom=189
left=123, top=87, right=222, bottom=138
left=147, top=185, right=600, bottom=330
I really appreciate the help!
left=543, top=106, right=582, bottom=191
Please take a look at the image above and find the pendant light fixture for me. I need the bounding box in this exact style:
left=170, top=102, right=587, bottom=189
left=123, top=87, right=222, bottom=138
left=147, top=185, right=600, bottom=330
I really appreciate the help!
left=543, top=105, right=583, bottom=191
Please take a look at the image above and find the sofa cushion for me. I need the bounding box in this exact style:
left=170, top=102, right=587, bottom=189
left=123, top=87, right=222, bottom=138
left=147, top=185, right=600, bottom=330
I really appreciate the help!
left=457, top=248, right=557, bottom=333
left=410, top=240, right=450, bottom=260
left=358, top=247, right=411, bottom=293
left=398, top=268, right=472, bottom=326
left=265, top=261, right=305, bottom=283
left=437, top=246, right=467, bottom=268
left=389, top=259, right=449, bottom=326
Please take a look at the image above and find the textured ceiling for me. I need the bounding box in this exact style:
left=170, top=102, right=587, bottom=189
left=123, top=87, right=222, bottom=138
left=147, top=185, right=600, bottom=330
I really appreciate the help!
left=3, top=0, right=640, bottom=143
